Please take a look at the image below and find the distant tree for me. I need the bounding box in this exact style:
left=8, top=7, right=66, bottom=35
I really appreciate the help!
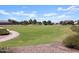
left=42, top=21, right=47, bottom=25
left=8, top=19, right=18, bottom=24
left=20, top=21, right=29, bottom=25
left=60, top=21, right=67, bottom=25
left=60, top=21, right=64, bottom=25
left=55, top=23, right=59, bottom=25
left=32, top=19, right=37, bottom=24
left=47, top=20, right=52, bottom=25
left=28, top=19, right=33, bottom=24
left=67, top=20, right=74, bottom=25
left=60, top=20, right=74, bottom=25
left=24, top=21, right=29, bottom=25
left=37, top=22, right=42, bottom=25
left=8, top=19, right=12, bottom=22
left=51, top=23, right=54, bottom=25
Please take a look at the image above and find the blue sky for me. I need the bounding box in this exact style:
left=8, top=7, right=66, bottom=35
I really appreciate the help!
left=0, top=5, right=79, bottom=22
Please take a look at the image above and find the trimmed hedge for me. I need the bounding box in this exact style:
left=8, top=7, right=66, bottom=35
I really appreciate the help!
left=0, top=27, right=10, bottom=35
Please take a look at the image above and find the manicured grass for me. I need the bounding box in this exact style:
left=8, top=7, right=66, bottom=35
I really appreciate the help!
left=0, top=25, right=73, bottom=47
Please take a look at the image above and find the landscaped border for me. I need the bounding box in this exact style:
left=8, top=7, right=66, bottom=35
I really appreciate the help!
left=0, top=31, right=20, bottom=42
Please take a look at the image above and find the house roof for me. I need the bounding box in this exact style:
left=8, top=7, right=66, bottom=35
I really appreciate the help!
left=0, top=20, right=10, bottom=23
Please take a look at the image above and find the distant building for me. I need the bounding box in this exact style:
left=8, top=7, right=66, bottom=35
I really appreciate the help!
left=74, top=21, right=78, bottom=25
left=0, top=20, right=12, bottom=25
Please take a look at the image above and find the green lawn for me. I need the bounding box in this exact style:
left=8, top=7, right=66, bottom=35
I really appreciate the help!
left=0, top=25, right=73, bottom=47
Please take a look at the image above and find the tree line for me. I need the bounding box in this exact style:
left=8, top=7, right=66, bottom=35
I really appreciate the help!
left=8, top=19, right=54, bottom=25
left=8, top=19, right=79, bottom=25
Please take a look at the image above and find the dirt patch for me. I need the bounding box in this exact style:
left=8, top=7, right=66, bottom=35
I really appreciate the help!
left=8, top=42, right=79, bottom=53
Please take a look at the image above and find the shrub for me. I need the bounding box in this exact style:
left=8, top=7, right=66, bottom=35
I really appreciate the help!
left=63, top=25, right=79, bottom=49
left=0, top=46, right=10, bottom=53
left=63, top=34, right=79, bottom=49
left=0, top=27, right=10, bottom=35
left=71, top=25, right=79, bottom=33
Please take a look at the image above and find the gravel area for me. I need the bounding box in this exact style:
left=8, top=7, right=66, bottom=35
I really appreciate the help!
left=9, top=42, right=79, bottom=53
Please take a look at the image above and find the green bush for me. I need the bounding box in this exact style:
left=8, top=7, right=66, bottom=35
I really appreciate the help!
left=0, top=27, right=10, bottom=35
left=63, top=25, right=79, bottom=49
left=71, top=25, right=79, bottom=33
left=63, top=34, right=79, bottom=49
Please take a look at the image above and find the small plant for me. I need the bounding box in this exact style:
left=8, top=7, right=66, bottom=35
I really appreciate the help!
left=0, top=27, right=10, bottom=35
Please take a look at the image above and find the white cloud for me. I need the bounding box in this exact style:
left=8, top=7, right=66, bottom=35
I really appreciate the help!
left=31, top=11, right=37, bottom=13
left=57, top=15, right=66, bottom=19
left=57, top=7, right=63, bottom=11
left=22, top=6, right=28, bottom=9
left=11, top=11, right=37, bottom=18
left=44, top=13, right=57, bottom=17
left=22, top=13, right=36, bottom=18
left=9, top=17, right=17, bottom=20
left=12, top=11, right=24, bottom=15
left=57, top=14, right=75, bottom=21
left=57, top=5, right=79, bottom=12
left=0, top=10, right=10, bottom=15
left=0, top=10, right=37, bottom=18
left=38, top=17, right=45, bottom=20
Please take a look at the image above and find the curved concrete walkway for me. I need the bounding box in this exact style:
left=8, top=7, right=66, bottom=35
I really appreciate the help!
left=0, top=31, right=20, bottom=42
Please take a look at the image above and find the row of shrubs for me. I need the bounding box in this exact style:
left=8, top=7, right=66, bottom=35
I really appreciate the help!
left=0, top=46, right=13, bottom=53
left=63, top=25, right=79, bottom=49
